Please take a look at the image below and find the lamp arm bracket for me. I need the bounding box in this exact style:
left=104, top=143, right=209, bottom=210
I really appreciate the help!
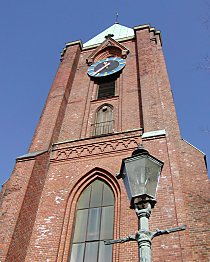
left=104, top=235, right=136, bottom=245
left=104, top=225, right=186, bottom=246
left=151, top=225, right=187, bottom=240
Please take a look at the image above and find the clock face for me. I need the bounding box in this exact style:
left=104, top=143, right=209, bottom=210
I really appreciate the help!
left=87, top=57, right=126, bottom=77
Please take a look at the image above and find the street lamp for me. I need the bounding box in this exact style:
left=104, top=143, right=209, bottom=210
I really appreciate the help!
left=118, top=145, right=163, bottom=209
left=104, top=145, right=186, bottom=262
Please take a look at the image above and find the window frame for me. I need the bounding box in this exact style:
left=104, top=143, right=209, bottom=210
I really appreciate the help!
left=97, top=80, right=116, bottom=100
left=69, top=179, right=115, bottom=262
left=94, top=72, right=120, bottom=101
left=92, top=104, right=114, bottom=137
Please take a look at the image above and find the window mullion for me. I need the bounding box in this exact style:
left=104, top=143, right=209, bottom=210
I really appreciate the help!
left=82, top=184, right=93, bottom=262
left=96, top=183, right=104, bottom=261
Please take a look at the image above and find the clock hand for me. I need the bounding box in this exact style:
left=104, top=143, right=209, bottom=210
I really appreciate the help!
left=92, top=62, right=110, bottom=76
left=93, top=62, right=110, bottom=75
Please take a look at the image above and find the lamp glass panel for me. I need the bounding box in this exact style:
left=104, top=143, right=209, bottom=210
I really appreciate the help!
left=144, top=157, right=162, bottom=198
left=121, top=164, right=132, bottom=202
left=123, top=156, right=162, bottom=199
left=124, top=157, right=146, bottom=197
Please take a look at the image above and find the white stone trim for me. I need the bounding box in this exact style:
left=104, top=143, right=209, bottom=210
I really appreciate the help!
left=142, top=129, right=166, bottom=139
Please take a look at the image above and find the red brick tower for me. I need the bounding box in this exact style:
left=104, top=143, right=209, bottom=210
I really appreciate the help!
left=0, top=23, right=209, bottom=262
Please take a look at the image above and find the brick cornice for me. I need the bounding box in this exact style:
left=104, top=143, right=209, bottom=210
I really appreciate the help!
left=134, top=24, right=162, bottom=46
left=60, top=40, right=82, bottom=61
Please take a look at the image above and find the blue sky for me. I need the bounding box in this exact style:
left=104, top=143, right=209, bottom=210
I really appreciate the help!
left=0, top=0, right=209, bottom=187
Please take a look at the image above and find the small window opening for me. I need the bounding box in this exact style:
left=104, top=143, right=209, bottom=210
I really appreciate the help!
left=97, top=81, right=115, bottom=100
left=92, top=105, right=113, bottom=136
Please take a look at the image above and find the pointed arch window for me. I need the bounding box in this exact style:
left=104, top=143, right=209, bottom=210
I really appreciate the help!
left=92, top=105, right=113, bottom=136
left=69, top=180, right=114, bottom=262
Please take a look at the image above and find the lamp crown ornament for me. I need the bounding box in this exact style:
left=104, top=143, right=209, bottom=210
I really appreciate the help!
left=132, top=144, right=149, bottom=157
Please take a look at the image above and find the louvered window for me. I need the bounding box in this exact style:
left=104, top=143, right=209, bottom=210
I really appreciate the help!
left=97, top=81, right=115, bottom=99
left=69, top=180, right=114, bottom=262
left=92, top=105, right=113, bottom=136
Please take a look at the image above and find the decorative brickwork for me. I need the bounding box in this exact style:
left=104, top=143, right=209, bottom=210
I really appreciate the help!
left=51, top=130, right=141, bottom=162
left=86, top=36, right=129, bottom=65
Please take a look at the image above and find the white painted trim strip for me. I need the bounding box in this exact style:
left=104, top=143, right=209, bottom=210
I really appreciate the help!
left=142, top=129, right=166, bottom=138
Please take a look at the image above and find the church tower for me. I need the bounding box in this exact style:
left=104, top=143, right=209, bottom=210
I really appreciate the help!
left=0, top=23, right=209, bottom=262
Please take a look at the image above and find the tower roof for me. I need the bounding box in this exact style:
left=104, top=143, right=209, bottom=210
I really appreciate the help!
left=83, top=23, right=134, bottom=48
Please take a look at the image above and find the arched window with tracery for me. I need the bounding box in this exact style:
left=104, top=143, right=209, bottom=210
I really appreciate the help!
left=92, top=105, right=113, bottom=136
left=69, top=179, right=114, bottom=262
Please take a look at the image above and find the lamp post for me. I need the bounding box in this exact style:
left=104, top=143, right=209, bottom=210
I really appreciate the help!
left=104, top=145, right=186, bottom=262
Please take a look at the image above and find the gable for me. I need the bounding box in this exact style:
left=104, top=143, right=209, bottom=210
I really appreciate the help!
left=86, top=35, right=129, bottom=65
